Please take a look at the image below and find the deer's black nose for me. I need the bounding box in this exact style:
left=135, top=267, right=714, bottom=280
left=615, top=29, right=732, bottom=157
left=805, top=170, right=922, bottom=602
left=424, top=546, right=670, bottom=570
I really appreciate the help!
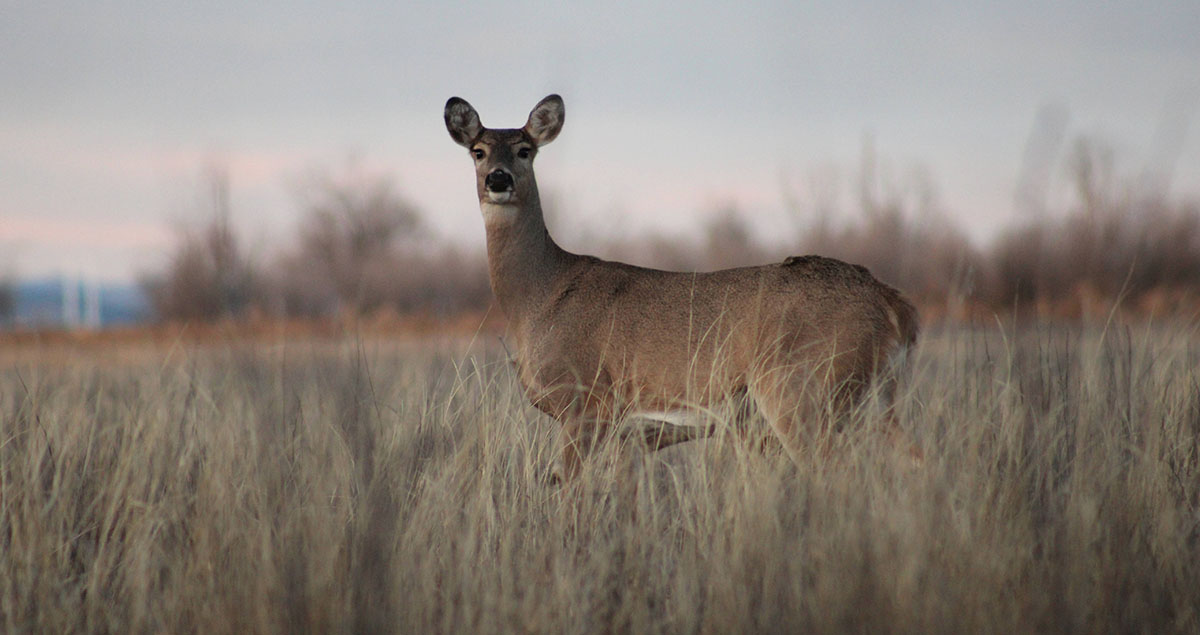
left=485, top=170, right=513, bottom=192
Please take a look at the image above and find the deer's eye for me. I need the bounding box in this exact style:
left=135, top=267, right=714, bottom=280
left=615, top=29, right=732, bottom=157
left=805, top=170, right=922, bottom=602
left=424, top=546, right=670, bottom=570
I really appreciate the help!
left=516, top=147, right=532, bottom=159
left=472, top=148, right=485, bottom=160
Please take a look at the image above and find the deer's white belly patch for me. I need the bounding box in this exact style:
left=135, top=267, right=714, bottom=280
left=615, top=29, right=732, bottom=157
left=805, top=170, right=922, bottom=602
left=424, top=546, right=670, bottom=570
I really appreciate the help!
left=626, top=409, right=706, bottom=428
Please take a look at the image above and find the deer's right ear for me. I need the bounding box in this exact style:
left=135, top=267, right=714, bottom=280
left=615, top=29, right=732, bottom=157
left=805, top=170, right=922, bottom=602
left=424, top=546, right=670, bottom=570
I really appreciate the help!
left=445, top=97, right=482, bottom=147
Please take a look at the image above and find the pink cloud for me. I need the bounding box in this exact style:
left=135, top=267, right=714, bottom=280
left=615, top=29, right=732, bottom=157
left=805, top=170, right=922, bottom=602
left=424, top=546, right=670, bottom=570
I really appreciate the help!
left=4, top=121, right=313, bottom=187
left=0, top=215, right=171, bottom=249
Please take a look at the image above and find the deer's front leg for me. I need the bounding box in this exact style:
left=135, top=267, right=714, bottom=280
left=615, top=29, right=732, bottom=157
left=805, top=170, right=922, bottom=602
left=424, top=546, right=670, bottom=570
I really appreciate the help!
left=531, top=364, right=619, bottom=485
left=554, top=417, right=614, bottom=484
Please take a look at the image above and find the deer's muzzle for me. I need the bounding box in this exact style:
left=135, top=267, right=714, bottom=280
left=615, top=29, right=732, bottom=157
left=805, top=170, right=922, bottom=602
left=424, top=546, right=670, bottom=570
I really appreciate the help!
left=485, top=170, right=514, bottom=192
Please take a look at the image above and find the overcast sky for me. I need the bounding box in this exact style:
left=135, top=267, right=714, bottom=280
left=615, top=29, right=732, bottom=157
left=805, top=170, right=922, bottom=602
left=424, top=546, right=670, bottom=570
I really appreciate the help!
left=3, top=1, right=1198, bottom=281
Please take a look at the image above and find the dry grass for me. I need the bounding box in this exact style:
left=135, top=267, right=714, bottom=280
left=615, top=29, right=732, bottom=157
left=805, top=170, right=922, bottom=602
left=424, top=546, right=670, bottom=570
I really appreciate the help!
left=2, top=323, right=1199, bottom=633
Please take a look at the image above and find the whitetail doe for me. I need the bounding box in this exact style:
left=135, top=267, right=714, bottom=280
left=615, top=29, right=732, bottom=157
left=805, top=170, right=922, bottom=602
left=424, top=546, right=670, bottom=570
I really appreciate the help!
left=445, top=95, right=919, bottom=482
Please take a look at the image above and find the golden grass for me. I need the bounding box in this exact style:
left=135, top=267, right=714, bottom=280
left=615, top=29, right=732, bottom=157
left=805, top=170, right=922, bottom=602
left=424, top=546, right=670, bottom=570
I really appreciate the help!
left=2, top=323, right=1198, bottom=633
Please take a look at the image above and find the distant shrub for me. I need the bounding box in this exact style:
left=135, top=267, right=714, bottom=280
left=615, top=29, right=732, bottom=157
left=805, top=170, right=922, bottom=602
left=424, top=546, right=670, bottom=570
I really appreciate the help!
left=267, top=165, right=493, bottom=320
left=983, top=139, right=1200, bottom=316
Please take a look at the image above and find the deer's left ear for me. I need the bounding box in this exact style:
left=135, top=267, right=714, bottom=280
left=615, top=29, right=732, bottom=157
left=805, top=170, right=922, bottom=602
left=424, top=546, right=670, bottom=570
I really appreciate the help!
left=524, top=95, right=564, bottom=146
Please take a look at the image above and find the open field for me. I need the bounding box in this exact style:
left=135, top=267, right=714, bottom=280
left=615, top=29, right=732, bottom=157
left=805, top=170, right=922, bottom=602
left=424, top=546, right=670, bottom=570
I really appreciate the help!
left=2, top=323, right=1199, bottom=633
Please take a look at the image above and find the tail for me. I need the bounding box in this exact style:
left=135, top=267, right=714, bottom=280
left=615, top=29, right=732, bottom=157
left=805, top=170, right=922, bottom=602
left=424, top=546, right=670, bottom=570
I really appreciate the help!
left=887, top=292, right=920, bottom=350
left=881, top=292, right=923, bottom=464
left=880, top=289, right=920, bottom=405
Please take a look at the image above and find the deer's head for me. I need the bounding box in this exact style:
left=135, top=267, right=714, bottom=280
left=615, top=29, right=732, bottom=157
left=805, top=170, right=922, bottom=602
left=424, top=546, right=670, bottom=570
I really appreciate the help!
left=445, top=95, right=564, bottom=215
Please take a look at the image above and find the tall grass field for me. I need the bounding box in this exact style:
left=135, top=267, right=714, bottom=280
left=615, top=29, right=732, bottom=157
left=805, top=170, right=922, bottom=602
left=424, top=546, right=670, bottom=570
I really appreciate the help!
left=2, top=323, right=1198, bottom=633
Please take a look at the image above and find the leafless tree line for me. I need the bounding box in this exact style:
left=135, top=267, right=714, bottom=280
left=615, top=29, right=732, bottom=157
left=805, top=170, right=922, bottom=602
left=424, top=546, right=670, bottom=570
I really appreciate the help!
left=143, top=138, right=1200, bottom=324
left=140, top=165, right=490, bottom=324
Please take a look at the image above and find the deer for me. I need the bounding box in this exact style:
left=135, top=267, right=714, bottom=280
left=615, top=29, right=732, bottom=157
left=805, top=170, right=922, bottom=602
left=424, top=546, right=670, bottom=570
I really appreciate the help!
left=445, top=94, right=919, bottom=483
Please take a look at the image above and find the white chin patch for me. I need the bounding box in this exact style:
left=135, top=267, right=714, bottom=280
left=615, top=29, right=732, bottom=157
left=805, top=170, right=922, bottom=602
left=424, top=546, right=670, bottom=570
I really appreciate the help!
left=486, top=190, right=513, bottom=204
left=480, top=201, right=518, bottom=223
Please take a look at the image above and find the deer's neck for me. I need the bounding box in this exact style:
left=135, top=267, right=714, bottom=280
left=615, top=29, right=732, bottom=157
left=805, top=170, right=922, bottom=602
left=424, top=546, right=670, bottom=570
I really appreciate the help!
left=481, top=188, right=572, bottom=322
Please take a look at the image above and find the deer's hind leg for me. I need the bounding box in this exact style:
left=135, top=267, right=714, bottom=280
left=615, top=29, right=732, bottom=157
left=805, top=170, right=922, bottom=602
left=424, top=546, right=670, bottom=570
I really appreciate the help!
left=748, top=355, right=867, bottom=466
left=875, top=343, right=923, bottom=466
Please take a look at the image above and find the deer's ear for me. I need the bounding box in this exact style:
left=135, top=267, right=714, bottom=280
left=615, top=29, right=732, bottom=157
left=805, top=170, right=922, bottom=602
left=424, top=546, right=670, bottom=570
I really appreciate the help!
left=445, top=97, right=482, bottom=147
left=524, top=95, right=564, bottom=146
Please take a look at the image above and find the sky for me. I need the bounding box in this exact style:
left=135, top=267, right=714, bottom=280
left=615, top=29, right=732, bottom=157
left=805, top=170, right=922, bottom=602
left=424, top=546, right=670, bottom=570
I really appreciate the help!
left=2, top=1, right=1199, bottom=282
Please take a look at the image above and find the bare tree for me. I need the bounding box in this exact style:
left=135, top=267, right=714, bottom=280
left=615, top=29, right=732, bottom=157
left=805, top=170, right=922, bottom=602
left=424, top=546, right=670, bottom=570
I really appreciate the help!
left=785, top=150, right=981, bottom=311
left=278, top=166, right=424, bottom=316
left=141, top=166, right=261, bottom=322
left=702, top=206, right=761, bottom=270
